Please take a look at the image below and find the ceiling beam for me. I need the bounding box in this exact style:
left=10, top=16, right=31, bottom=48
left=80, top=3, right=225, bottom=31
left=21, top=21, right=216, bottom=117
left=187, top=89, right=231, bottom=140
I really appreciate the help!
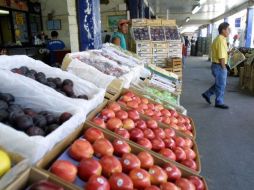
left=212, top=1, right=254, bottom=23
left=177, top=20, right=211, bottom=26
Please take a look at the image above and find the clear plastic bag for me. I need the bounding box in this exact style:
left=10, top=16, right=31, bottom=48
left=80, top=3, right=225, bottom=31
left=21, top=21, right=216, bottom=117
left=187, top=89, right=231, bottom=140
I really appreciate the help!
left=0, top=55, right=105, bottom=115
left=0, top=70, right=85, bottom=164
left=228, top=49, right=246, bottom=69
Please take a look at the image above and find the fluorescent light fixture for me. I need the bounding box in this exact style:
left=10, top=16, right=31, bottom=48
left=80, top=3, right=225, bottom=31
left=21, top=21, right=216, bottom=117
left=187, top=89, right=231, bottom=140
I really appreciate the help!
left=192, top=4, right=201, bottom=14
left=185, top=17, right=190, bottom=23
left=0, top=10, right=9, bottom=14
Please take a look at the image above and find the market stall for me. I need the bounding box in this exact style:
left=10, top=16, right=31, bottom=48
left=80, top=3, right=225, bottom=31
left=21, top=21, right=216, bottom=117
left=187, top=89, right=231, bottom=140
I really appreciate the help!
left=0, top=21, right=208, bottom=189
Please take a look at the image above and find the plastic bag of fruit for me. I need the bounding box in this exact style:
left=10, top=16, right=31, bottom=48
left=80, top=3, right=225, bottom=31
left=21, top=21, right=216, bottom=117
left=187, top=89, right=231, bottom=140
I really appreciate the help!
left=0, top=70, right=86, bottom=164
left=0, top=55, right=105, bottom=114
left=62, top=52, right=139, bottom=88
left=64, top=57, right=116, bottom=89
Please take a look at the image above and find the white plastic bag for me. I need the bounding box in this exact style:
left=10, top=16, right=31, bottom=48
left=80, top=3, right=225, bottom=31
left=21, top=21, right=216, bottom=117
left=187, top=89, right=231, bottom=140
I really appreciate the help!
left=0, top=55, right=105, bottom=115
left=63, top=51, right=143, bottom=89
left=66, top=58, right=116, bottom=89
left=0, top=70, right=85, bottom=164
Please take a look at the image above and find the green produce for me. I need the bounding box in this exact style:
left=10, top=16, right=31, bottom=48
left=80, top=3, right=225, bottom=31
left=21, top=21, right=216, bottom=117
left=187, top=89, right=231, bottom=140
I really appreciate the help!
left=142, top=86, right=178, bottom=106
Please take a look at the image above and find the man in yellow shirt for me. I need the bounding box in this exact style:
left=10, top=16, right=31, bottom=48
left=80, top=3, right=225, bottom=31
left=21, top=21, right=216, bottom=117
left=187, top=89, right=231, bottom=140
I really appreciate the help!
left=202, top=22, right=230, bottom=109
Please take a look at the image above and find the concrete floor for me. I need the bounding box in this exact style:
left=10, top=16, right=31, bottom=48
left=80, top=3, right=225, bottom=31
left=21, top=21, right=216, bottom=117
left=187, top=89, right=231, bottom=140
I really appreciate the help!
left=181, top=56, right=254, bottom=190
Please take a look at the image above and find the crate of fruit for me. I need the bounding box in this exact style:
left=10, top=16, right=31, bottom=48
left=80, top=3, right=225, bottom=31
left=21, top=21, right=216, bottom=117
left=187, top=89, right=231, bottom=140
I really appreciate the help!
left=166, top=57, right=182, bottom=68
left=87, top=101, right=200, bottom=174
left=37, top=122, right=208, bottom=190
left=0, top=146, right=28, bottom=190
left=113, top=89, right=196, bottom=139
left=0, top=70, right=86, bottom=163
left=63, top=51, right=141, bottom=89
left=150, top=26, right=166, bottom=42
left=0, top=55, right=105, bottom=115
left=132, top=26, right=151, bottom=41
left=5, top=167, right=79, bottom=190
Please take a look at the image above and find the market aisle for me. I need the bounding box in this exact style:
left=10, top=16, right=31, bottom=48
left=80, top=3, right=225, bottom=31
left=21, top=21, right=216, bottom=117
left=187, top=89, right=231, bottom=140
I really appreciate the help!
left=181, top=56, right=254, bottom=190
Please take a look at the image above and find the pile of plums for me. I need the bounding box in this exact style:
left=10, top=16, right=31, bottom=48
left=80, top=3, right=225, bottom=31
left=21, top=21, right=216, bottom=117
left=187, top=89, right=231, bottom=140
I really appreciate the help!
left=133, top=27, right=150, bottom=41
left=11, top=67, right=88, bottom=100
left=150, top=27, right=165, bottom=41
left=0, top=92, right=72, bottom=136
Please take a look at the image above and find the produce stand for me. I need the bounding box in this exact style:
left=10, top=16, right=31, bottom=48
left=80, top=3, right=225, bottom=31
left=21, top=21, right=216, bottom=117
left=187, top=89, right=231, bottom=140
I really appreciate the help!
left=0, top=39, right=208, bottom=189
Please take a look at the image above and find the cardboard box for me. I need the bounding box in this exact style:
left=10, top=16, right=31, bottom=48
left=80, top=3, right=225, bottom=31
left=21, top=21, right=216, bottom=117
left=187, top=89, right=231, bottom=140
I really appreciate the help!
left=86, top=98, right=198, bottom=168
left=153, top=48, right=169, bottom=54
left=136, top=42, right=153, bottom=49
left=138, top=53, right=153, bottom=58
left=0, top=147, right=29, bottom=190
left=87, top=103, right=200, bottom=174
left=147, top=19, right=162, bottom=26
left=153, top=42, right=168, bottom=49
left=132, top=18, right=148, bottom=27
left=106, top=79, right=123, bottom=100
left=136, top=47, right=153, bottom=54
left=108, top=89, right=196, bottom=139
left=37, top=122, right=207, bottom=189
left=5, top=167, right=79, bottom=190
left=36, top=124, right=84, bottom=168
left=161, top=19, right=177, bottom=26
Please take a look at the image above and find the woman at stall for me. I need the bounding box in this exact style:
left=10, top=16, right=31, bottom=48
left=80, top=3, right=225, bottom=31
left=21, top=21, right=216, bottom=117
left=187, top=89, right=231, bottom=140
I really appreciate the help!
left=111, top=19, right=129, bottom=50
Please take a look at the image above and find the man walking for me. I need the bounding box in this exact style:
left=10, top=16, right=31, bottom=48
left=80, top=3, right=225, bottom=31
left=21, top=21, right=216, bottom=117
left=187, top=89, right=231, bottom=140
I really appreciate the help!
left=202, top=22, right=230, bottom=109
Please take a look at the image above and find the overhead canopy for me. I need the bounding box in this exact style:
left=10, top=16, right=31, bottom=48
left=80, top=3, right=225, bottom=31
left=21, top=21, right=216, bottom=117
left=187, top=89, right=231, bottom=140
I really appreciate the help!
left=148, top=0, right=249, bottom=28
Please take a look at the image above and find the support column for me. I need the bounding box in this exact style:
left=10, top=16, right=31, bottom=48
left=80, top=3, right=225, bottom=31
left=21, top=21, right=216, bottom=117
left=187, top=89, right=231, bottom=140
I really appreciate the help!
left=128, top=0, right=146, bottom=19
left=128, top=0, right=139, bottom=18
left=76, top=0, right=102, bottom=51
left=145, top=6, right=150, bottom=19
left=245, top=8, right=254, bottom=48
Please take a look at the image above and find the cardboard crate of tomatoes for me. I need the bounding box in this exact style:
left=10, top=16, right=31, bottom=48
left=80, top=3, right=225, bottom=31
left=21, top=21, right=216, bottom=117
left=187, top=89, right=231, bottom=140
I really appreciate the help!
left=5, top=167, right=79, bottom=190
left=87, top=101, right=200, bottom=174
left=36, top=123, right=207, bottom=190
left=111, top=89, right=196, bottom=139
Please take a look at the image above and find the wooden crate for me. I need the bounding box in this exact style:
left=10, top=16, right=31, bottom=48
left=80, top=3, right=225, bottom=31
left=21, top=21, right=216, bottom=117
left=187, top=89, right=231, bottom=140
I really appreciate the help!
left=166, top=57, right=182, bottom=68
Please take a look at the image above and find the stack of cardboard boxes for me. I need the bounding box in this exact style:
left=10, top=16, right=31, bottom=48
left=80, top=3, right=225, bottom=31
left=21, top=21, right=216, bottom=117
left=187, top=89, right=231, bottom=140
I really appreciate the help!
left=132, top=19, right=183, bottom=79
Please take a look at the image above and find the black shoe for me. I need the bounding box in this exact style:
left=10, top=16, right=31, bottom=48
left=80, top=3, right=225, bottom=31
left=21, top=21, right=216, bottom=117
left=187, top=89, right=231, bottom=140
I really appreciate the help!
left=202, top=93, right=211, bottom=104
left=215, top=104, right=229, bottom=109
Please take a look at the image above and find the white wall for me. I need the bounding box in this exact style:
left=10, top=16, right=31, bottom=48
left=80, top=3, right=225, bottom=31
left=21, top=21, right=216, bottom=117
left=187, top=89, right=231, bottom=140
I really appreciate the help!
left=67, top=0, right=79, bottom=52
left=40, top=0, right=70, bottom=49
left=100, top=0, right=126, bottom=32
